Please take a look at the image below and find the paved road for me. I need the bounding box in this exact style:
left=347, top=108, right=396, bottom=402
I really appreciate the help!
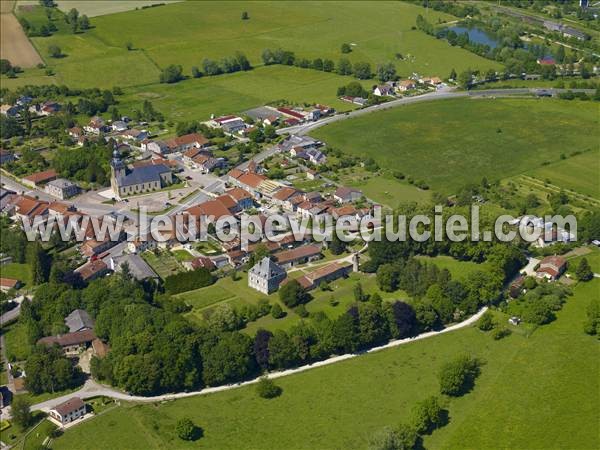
left=31, top=305, right=487, bottom=412
left=277, top=87, right=596, bottom=137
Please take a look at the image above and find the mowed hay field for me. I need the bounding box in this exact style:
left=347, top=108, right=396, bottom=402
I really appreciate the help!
left=15, top=1, right=499, bottom=89
left=0, top=6, right=43, bottom=68
left=51, top=281, right=600, bottom=450
left=119, top=65, right=369, bottom=121
left=526, top=148, right=600, bottom=199
left=312, top=98, right=600, bottom=195
left=53, top=0, right=182, bottom=17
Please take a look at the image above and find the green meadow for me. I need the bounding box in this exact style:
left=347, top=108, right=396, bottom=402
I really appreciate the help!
left=312, top=98, right=600, bottom=195
left=7, top=1, right=499, bottom=90
left=51, top=280, right=600, bottom=450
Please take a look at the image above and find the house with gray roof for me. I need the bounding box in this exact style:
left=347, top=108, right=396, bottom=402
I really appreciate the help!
left=65, top=309, right=94, bottom=333
left=108, top=254, right=158, bottom=281
left=45, top=178, right=80, bottom=199
left=248, top=257, right=286, bottom=294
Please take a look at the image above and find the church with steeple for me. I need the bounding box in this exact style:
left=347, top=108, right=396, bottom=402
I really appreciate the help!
left=110, top=148, right=173, bottom=199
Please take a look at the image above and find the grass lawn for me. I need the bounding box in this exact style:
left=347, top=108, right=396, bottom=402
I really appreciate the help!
left=0, top=263, right=33, bottom=288
left=13, top=1, right=498, bottom=90
left=311, top=98, right=599, bottom=195
left=2, top=322, right=32, bottom=362
left=567, top=246, right=600, bottom=274
left=140, top=250, right=185, bottom=279
left=416, top=255, right=490, bottom=280
left=171, top=249, right=194, bottom=262
left=22, top=419, right=57, bottom=450
left=51, top=280, right=599, bottom=450
left=525, top=148, right=600, bottom=200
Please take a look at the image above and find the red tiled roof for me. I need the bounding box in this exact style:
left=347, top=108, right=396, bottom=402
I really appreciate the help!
left=186, top=199, right=232, bottom=221
left=75, top=260, right=108, bottom=281
left=190, top=256, right=216, bottom=271
left=0, top=278, right=20, bottom=289
left=225, top=187, right=252, bottom=202
left=237, top=172, right=267, bottom=189
left=272, top=187, right=298, bottom=201
left=167, top=133, right=208, bottom=149
left=23, top=169, right=57, bottom=184
left=228, top=168, right=244, bottom=179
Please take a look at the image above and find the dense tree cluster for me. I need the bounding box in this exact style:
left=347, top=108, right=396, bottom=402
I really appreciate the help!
left=159, top=64, right=184, bottom=83
left=25, top=344, right=83, bottom=394
left=52, top=142, right=112, bottom=185
left=584, top=296, right=600, bottom=337
left=200, top=52, right=251, bottom=76
left=505, top=282, right=570, bottom=325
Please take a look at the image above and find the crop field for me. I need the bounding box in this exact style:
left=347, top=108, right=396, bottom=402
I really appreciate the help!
left=119, top=65, right=367, bottom=122
left=0, top=5, right=43, bottom=68
left=52, top=280, right=600, bottom=450
left=525, top=148, right=600, bottom=200
left=53, top=1, right=182, bottom=18
left=11, top=1, right=498, bottom=90
left=311, top=98, right=600, bottom=195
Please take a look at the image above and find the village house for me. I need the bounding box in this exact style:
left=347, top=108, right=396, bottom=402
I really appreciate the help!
left=536, top=255, right=567, bottom=280
left=22, top=169, right=58, bottom=188
left=65, top=309, right=94, bottom=333
left=12, top=196, right=49, bottom=222
left=120, top=129, right=149, bottom=142
left=192, top=155, right=226, bottom=173
left=49, top=397, right=87, bottom=426
left=397, top=79, right=416, bottom=91
left=145, top=140, right=169, bottom=155
left=209, top=115, right=247, bottom=134
left=277, top=107, right=306, bottom=122
left=165, top=133, right=209, bottom=153
left=271, top=187, right=301, bottom=210
left=67, top=127, right=83, bottom=139
left=75, top=259, right=110, bottom=282
left=0, top=277, right=21, bottom=293
left=334, top=186, right=363, bottom=204
left=109, top=253, right=159, bottom=281
left=248, top=257, right=287, bottom=294
left=223, top=187, right=254, bottom=210
left=274, top=244, right=322, bottom=269
left=183, top=147, right=212, bottom=165
left=111, top=121, right=128, bottom=132
left=45, top=178, right=80, bottom=200
left=373, top=85, right=394, bottom=96
left=183, top=256, right=216, bottom=272
left=84, top=117, right=106, bottom=135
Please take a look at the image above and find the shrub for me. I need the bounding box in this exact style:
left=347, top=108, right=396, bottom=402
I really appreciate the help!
left=411, top=396, right=445, bottom=434
left=492, top=327, right=511, bottom=340
left=438, top=354, right=481, bottom=397
left=294, top=304, right=309, bottom=318
left=477, top=311, right=495, bottom=331
left=368, top=424, right=418, bottom=450
left=256, top=377, right=282, bottom=399
left=271, top=303, right=285, bottom=319
left=176, top=417, right=201, bottom=441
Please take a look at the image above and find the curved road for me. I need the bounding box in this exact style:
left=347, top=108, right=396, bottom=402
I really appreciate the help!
left=31, top=306, right=487, bottom=412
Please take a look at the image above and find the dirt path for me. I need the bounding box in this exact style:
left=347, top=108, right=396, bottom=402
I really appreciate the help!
left=1, top=7, right=43, bottom=68
left=31, top=306, right=487, bottom=412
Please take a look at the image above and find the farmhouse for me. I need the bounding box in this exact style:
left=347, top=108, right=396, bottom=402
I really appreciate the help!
left=536, top=255, right=567, bottom=280
left=291, top=261, right=353, bottom=291
left=165, top=133, right=209, bottom=153
left=274, top=244, right=322, bottom=268
left=248, top=257, right=287, bottom=294
left=12, top=196, right=49, bottom=221
left=334, top=187, right=363, bottom=204
left=45, top=178, right=80, bottom=200
left=38, top=329, right=96, bottom=354
left=277, top=107, right=306, bottom=121
left=49, top=397, right=87, bottom=426
left=110, top=149, right=173, bottom=198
